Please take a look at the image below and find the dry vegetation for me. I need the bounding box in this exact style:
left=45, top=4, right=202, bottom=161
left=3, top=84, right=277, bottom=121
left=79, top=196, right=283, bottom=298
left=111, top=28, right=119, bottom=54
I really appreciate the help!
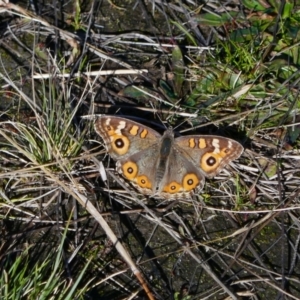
left=1, top=0, right=300, bottom=299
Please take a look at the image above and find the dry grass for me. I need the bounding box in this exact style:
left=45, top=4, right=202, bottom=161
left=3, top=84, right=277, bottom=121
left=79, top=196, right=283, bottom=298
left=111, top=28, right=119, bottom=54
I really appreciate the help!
left=1, top=0, right=300, bottom=299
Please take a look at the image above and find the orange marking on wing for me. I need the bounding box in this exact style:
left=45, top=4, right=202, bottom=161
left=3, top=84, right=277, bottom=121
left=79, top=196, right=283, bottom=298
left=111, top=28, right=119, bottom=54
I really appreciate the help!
left=136, top=175, right=152, bottom=189
left=198, top=138, right=207, bottom=149
left=129, top=125, right=139, bottom=136
left=163, top=181, right=182, bottom=194
left=189, top=138, right=195, bottom=148
left=140, top=129, right=148, bottom=139
left=182, top=173, right=199, bottom=191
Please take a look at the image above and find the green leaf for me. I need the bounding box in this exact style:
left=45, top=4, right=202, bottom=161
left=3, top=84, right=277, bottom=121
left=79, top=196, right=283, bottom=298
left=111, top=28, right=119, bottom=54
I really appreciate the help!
left=229, top=27, right=260, bottom=42
left=172, top=45, right=184, bottom=97
left=193, top=11, right=240, bottom=26
left=159, top=80, right=177, bottom=102
left=119, top=86, right=162, bottom=102
left=170, top=21, right=197, bottom=46
left=241, top=0, right=268, bottom=11
left=283, top=2, right=294, bottom=19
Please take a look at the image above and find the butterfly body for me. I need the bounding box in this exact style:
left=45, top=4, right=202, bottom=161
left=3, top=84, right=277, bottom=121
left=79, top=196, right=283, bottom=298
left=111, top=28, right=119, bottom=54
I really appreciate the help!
left=95, top=116, right=243, bottom=200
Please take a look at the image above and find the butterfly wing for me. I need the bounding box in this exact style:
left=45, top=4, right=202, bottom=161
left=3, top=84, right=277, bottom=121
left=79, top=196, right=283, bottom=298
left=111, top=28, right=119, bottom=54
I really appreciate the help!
left=116, top=144, right=161, bottom=196
left=174, top=135, right=243, bottom=178
left=94, top=116, right=162, bottom=161
left=156, top=145, right=206, bottom=199
left=113, top=127, right=206, bottom=199
left=95, top=116, right=163, bottom=196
